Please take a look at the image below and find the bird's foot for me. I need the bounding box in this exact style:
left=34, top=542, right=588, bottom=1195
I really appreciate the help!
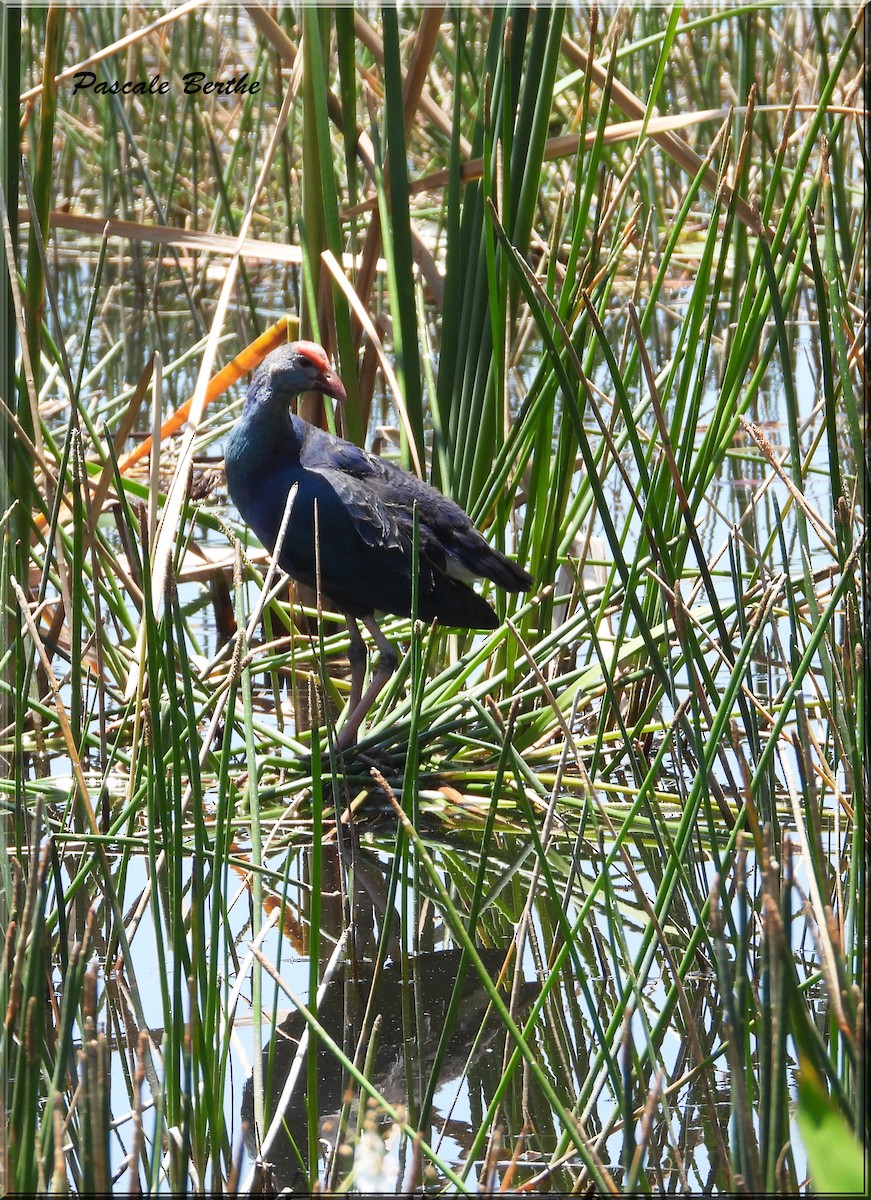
left=347, top=745, right=399, bottom=776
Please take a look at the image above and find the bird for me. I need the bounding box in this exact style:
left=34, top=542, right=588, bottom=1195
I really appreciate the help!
left=224, top=341, right=532, bottom=749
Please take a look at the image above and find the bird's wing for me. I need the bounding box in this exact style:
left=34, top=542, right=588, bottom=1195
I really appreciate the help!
left=301, top=430, right=450, bottom=551
left=300, top=425, right=530, bottom=590
left=300, top=427, right=462, bottom=526
left=325, top=444, right=474, bottom=538
left=309, top=465, right=402, bottom=550
left=311, top=464, right=450, bottom=575
left=299, top=428, right=381, bottom=478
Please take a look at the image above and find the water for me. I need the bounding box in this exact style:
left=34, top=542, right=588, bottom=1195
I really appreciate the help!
left=13, top=227, right=850, bottom=1194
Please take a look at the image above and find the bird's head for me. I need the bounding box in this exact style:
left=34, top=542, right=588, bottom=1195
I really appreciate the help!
left=250, top=341, right=348, bottom=407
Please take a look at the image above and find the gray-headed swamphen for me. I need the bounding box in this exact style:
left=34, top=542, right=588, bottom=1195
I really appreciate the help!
left=224, top=341, right=532, bottom=747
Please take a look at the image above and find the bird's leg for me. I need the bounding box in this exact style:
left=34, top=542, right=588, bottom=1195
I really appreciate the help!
left=336, top=615, right=398, bottom=751
left=345, top=616, right=367, bottom=719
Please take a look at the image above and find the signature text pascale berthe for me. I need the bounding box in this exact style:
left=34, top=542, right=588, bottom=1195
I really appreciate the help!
left=71, top=71, right=260, bottom=96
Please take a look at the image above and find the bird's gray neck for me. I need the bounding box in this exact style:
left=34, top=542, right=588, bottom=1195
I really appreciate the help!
left=242, top=383, right=300, bottom=442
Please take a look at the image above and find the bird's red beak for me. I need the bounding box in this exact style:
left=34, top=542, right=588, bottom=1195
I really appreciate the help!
left=314, top=365, right=347, bottom=404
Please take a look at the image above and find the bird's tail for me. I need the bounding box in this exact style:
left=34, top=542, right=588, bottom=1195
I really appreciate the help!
left=471, top=544, right=533, bottom=593
left=420, top=577, right=500, bottom=630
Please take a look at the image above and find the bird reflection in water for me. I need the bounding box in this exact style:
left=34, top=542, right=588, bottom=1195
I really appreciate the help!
left=242, top=947, right=538, bottom=1195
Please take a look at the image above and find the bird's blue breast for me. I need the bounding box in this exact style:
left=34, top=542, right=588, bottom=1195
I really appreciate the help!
left=226, top=409, right=296, bottom=553
left=226, top=416, right=367, bottom=593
